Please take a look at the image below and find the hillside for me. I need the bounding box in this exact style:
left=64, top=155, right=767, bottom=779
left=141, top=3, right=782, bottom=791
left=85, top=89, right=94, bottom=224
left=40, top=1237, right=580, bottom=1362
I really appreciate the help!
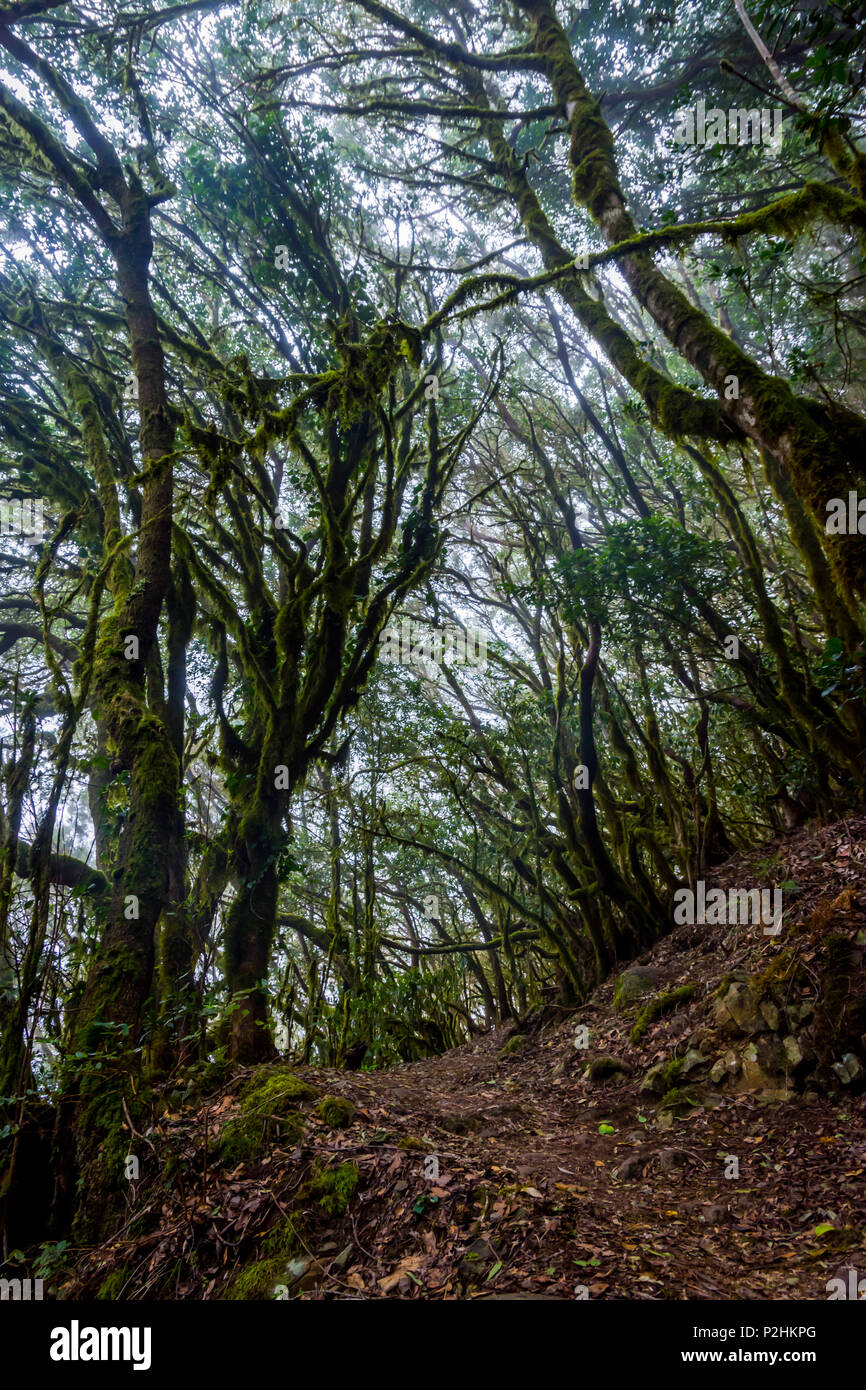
left=58, top=817, right=866, bottom=1302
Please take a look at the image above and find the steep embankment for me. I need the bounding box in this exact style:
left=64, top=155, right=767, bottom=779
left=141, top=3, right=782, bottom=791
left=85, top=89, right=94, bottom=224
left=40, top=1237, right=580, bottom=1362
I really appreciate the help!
left=65, top=817, right=866, bottom=1300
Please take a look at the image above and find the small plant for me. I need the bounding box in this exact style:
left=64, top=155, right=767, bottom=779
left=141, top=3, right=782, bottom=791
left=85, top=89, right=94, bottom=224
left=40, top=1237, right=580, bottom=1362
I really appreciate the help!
left=33, top=1241, right=69, bottom=1282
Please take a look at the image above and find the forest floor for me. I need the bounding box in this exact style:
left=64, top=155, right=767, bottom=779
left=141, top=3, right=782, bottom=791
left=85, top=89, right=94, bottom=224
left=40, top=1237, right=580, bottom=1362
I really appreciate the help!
left=65, top=816, right=866, bottom=1301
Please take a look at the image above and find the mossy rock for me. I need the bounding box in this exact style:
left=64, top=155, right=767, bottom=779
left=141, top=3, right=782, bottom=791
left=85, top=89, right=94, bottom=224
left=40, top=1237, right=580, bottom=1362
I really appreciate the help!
left=630, top=986, right=695, bottom=1044
left=307, top=1161, right=360, bottom=1217
left=500, top=1033, right=527, bottom=1056
left=217, top=1110, right=305, bottom=1166
left=217, top=1068, right=314, bottom=1166
left=239, top=1067, right=316, bottom=1111
left=586, top=1055, right=631, bottom=1082
left=315, top=1095, right=355, bottom=1128
left=713, top=981, right=766, bottom=1036
left=614, top=966, right=662, bottom=1010
left=641, top=1056, right=686, bottom=1095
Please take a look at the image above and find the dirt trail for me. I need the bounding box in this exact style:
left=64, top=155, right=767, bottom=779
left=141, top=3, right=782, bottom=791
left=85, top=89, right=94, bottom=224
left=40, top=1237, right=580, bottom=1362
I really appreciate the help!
left=68, top=817, right=866, bottom=1300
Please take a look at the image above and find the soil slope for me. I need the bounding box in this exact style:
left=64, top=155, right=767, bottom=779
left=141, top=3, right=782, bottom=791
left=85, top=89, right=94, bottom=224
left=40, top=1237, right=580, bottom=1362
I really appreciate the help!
left=65, top=816, right=866, bottom=1301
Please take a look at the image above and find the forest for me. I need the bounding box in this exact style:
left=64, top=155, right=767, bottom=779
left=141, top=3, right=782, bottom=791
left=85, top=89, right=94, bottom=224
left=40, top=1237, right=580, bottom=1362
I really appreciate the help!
left=0, top=0, right=865, bottom=1329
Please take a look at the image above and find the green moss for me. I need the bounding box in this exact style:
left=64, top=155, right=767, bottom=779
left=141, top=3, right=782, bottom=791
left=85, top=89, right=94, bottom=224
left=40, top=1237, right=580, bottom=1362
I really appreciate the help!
left=630, top=985, right=695, bottom=1044
left=96, top=1267, right=130, bottom=1300
left=262, top=1216, right=303, bottom=1256
left=217, top=1068, right=315, bottom=1165
left=657, top=1057, right=687, bottom=1092
left=751, top=948, right=806, bottom=1002
left=587, top=1055, right=630, bottom=1081
left=315, top=1095, right=355, bottom=1128
left=658, top=1086, right=701, bottom=1111
left=239, top=1067, right=316, bottom=1111
left=585, top=183, right=866, bottom=273
left=307, top=1161, right=360, bottom=1217
left=397, top=1134, right=430, bottom=1151
left=218, top=1109, right=305, bottom=1166
left=500, top=1033, right=527, bottom=1055
left=224, top=1257, right=287, bottom=1300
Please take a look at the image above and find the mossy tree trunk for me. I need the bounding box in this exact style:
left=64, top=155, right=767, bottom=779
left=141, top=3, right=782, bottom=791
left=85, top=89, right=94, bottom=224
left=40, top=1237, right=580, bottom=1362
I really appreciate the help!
left=0, top=33, right=184, bottom=1237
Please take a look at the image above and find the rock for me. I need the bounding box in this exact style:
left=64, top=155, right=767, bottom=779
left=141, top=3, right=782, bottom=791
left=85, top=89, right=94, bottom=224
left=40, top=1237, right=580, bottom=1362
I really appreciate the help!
left=738, top=1037, right=793, bottom=1094
left=740, top=1042, right=776, bottom=1091
left=713, top=982, right=766, bottom=1035
left=759, top=999, right=781, bottom=1031
left=785, top=1003, right=813, bottom=1029
left=656, top=1147, right=688, bottom=1172
left=832, top=1053, right=863, bottom=1085
left=711, top=1046, right=742, bottom=1083
left=655, top=1109, right=674, bottom=1130
left=316, top=1095, right=355, bottom=1128
left=284, top=1256, right=324, bottom=1290
left=614, top=966, right=662, bottom=1008
left=680, top=1049, right=707, bottom=1076
left=755, top=1035, right=787, bottom=1074
left=783, top=1034, right=814, bottom=1072
left=639, top=1061, right=669, bottom=1095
